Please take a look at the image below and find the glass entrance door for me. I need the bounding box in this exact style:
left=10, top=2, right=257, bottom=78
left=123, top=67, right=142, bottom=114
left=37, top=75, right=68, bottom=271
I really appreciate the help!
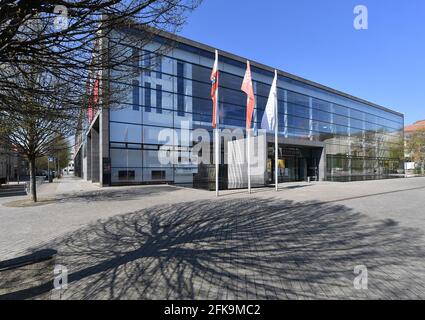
left=267, top=144, right=318, bottom=184
left=280, top=156, right=297, bottom=182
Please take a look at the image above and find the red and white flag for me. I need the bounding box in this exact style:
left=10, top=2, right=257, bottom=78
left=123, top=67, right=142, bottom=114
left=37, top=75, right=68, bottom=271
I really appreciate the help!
left=86, top=77, right=93, bottom=122
left=241, top=60, right=255, bottom=130
left=210, top=50, right=219, bottom=129
left=87, top=76, right=100, bottom=123
left=93, top=77, right=100, bottom=105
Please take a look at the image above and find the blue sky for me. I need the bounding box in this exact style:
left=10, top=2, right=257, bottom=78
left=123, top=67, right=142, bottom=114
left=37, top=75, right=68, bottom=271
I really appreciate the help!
left=180, top=0, right=425, bottom=125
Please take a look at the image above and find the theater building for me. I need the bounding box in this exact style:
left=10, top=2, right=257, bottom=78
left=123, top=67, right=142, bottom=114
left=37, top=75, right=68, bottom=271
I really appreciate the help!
left=73, top=24, right=405, bottom=190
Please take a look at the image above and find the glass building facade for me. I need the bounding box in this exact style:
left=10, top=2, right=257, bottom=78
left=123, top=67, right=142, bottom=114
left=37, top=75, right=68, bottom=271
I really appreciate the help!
left=77, top=28, right=404, bottom=188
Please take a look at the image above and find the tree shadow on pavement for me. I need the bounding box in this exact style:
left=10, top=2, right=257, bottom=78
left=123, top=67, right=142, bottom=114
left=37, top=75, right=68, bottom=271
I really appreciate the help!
left=2, top=198, right=425, bottom=300
left=53, top=185, right=182, bottom=203
left=2, top=185, right=183, bottom=208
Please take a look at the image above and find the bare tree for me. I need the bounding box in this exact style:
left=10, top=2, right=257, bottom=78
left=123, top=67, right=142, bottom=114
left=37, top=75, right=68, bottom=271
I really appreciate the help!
left=0, top=66, right=78, bottom=201
left=35, top=134, right=71, bottom=176
left=0, top=0, right=202, bottom=113
left=0, top=0, right=202, bottom=201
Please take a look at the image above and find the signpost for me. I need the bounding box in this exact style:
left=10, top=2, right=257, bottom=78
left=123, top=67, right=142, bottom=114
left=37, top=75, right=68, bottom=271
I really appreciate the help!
left=48, top=156, right=54, bottom=183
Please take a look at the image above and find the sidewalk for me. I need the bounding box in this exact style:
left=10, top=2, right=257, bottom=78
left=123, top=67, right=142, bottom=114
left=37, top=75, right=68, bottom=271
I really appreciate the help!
left=0, top=176, right=193, bottom=259
left=1, top=177, right=425, bottom=299
left=37, top=175, right=100, bottom=197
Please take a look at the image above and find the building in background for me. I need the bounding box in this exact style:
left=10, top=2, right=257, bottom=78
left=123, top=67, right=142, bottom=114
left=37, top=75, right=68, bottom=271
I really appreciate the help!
left=404, top=120, right=425, bottom=174
left=0, top=145, right=29, bottom=184
left=73, top=24, right=405, bottom=189
left=63, top=160, right=75, bottom=175
left=405, top=120, right=425, bottom=137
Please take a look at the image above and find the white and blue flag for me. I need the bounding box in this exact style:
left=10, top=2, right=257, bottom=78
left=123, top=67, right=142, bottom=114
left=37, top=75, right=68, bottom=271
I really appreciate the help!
left=261, top=70, right=278, bottom=131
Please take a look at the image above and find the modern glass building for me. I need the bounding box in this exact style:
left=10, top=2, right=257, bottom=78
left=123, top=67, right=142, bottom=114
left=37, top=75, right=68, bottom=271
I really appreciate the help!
left=73, top=25, right=405, bottom=189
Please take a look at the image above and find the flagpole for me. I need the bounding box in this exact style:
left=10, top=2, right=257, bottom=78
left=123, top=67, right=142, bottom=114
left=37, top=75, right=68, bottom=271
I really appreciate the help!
left=125, top=129, right=129, bottom=181
left=247, top=114, right=251, bottom=194
left=215, top=94, right=219, bottom=197
left=274, top=70, right=279, bottom=191
left=275, top=115, right=278, bottom=191
left=214, top=50, right=219, bottom=197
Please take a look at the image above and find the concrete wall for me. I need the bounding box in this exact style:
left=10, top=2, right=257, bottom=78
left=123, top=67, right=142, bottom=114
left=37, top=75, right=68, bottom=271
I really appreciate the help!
left=99, top=109, right=110, bottom=186
left=91, top=129, right=100, bottom=183
left=227, top=134, right=268, bottom=189
left=83, top=152, right=88, bottom=181
left=86, top=135, right=92, bottom=181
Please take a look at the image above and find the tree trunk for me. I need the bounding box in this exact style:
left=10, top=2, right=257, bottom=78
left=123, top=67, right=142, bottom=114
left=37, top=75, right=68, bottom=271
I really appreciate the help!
left=29, top=156, right=37, bottom=202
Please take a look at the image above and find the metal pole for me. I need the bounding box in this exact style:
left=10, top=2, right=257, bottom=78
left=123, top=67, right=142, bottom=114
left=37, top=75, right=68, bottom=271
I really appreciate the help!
left=275, top=71, right=279, bottom=191
left=17, top=154, right=20, bottom=184
left=275, top=111, right=279, bottom=191
left=6, top=153, right=10, bottom=184
left=214, top=52, right=220, bottom=197
left=215, top=127, right=219, bottom=197
left=247, top=128, right=251, bottom=194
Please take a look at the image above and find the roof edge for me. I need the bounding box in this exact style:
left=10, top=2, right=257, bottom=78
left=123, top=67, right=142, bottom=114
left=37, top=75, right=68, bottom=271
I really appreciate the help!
left=117, top=22, right=404, bottom=118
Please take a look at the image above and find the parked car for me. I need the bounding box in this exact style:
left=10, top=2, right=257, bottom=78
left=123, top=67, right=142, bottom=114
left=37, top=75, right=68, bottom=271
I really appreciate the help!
left=36, top=170, right=48, bottom=180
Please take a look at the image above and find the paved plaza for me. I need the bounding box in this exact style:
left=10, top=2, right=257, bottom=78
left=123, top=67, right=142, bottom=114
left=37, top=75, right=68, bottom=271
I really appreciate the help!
left=1, top=176, right=425, bottom=299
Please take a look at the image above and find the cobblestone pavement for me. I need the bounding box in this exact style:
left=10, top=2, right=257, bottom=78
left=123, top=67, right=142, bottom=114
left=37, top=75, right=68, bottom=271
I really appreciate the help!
left=1, top=176, right=425, bottom=299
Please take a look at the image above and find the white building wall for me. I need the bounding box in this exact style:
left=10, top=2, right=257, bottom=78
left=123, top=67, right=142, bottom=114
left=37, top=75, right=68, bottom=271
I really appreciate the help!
left=227, top=135, right=267, bottom=189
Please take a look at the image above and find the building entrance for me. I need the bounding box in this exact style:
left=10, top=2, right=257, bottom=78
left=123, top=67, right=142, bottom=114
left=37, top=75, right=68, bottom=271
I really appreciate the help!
left=267, top=145, right=322, bottom=184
